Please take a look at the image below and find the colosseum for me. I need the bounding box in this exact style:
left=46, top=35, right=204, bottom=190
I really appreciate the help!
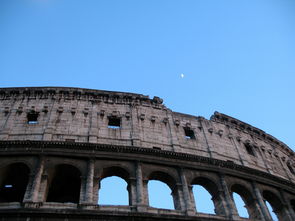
left=0, top=87, right=294, bottom=221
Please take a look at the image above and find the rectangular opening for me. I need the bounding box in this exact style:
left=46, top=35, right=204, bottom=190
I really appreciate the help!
left=65, top=139, right=75, bottom=143
left=153, top=147, right=161, bottom=150
left=27, top=111, right=39, bottom=124
left=288, top=164, right=295, bottom=175
left=108, top=117, right=121, bottom=129
left=184, top=127, right=195, bottom=139
left=245, top=144, right=255, bottom=156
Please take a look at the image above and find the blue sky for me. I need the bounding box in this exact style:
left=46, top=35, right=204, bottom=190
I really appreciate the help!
left=1, top=0, right=294, bottom=151
left=0, top=1, right=293, bottom=218
left=1, top=0, right=295, bottom=150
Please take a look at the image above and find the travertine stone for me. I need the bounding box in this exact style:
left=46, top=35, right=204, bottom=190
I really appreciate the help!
left=0, top=87, right=294, bottom=221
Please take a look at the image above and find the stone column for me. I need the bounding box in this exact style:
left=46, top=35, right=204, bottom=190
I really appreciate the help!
left=251, top=181, right=273, bottom=221
left=279, top=189, right=294, bottom=221
left=84, top=159, right=95, bottom=204
left=79, top=176, right=87, bottom=204
left=38, top=172, right=49, bottom=202
left=23, top=173, right=35, bottom=202
left=198, top=118, right=213, bottom=158
left=23, top=157, right=45, bottom=203
left=188, top=185, right=196, bottom=211
left=130, top=106, right=141, bottom=146
left=172, top=183, right=185, bottom=211
left=128, top=177, right=137, bottom=208
left=219, top=173, right=239, bottom=220
left=248, top=194, right=266, bottom=220
left=93, top=177, right=100, bottom=204
left=227, top=128, right=245, bottom=166
left=212, top=189, right=228, bottom=216
left=166, top=110, right=181, bottom=152
left=179, top=168, right=195, bottom=215
left=142, top=179, right=149, bottom=206
left=135, top=162, right=148, bottom=211
left=88, top=106, right=98, bottom=143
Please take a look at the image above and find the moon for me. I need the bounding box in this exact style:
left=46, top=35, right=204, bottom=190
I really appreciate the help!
left=180, top=74, right=184, bottom=78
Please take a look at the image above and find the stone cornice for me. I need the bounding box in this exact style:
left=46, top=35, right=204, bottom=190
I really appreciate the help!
left=211, top=112, right=294, bottom=156
left=0, top=140, right=294, bottom=190
left=0, top=87, right=164, bottom=107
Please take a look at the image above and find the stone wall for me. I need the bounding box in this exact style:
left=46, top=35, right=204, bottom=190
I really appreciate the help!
left=0, top=87, right=294, bottom=221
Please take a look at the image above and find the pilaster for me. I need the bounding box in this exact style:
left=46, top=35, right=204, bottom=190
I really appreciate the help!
left=251, top=181, right=273, bottom=221
left=179, top=168, right=195, bottom=215
left=135, top=162, right=148, bottom=211
left=219, top=173, right=239, bottom=220
left=23, top=157, right=45, bottom=203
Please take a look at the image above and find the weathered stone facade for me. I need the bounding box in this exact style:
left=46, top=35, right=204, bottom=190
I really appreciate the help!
left=0, top=87, right=294, bottom=221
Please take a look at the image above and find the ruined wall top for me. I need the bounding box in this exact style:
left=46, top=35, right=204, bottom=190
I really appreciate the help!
left=0, top=86, right=164, bottom=106
left=0, top=87, right=294, bottom=183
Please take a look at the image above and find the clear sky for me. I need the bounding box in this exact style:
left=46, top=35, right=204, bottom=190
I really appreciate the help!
left=1, top=0, right=295, bottom=150
left=1, top=1, right=293, bottom=218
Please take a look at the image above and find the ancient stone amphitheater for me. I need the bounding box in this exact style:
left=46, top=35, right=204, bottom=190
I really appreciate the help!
left=0, top=87, right=294, bottom=221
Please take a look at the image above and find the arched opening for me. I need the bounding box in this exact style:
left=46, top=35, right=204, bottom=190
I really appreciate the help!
left=0, top=163, right=30, bottom=203
left=99, top=176, right=128, bottom=205
left=148, top=180, right=174, bottom=209
left=98, top=167, right=130, bottom=205
left=46, top=164, right=81, bottom=203
left=148, top=171, right=177, bottom=210
left=192, top=177, right=223, bottom=215
left=233, top=192, right=249, bottom=218
left=287, top=162, right=295, bottom=175
left=192, top=184, right=215, bottom=214
left=231, top=184, right=259, bottom=219
left=265, top=200, right=279, bottom=221
left=263, top=191, right=282, bottom=221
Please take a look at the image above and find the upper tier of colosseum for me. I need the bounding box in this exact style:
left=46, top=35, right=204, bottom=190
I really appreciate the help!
left=0, top=87, right=294, bottom=182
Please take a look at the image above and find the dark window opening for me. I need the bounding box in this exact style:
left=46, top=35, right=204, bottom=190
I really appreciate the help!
left=46, top=164, right=81, bottom=203
left=245, top=144, right=255, bottom=156
left=287, top=164, right=295, bottom=175
left=108, top=117, right=121, bottom=129
left=153, top=147, right=161, bottom=150
left=184, top=127, right=195, bottom=139
left=0, top=163, right=30, bottom=203
left=291, top=200, right=295, bottom=212
left=27, top=111, right=39, bottom=124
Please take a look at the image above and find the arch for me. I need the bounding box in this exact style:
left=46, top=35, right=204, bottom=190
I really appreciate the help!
left=263, top=190, right=283, bottom=221
left=232, top=192, right=249, bottom=218
left=191, top=177, right=223, bottom=215
left=98, top=176, right=129, bottom=205
left=98, top=166, right=131, bottom=205
left=0, top=163, right=30, bottom=203
left=148, top=171, right=178, bottom=210
left=148, top=171, right=176, bottom=190
left=100, top=166, right=130, bottom=181
left=44, top=159, right=84, bottom=176
left=46, top=164, right=81, bottom=203
left=231, top=184, right=260, bottom=219
left=192, top=184, right=215, bottom=214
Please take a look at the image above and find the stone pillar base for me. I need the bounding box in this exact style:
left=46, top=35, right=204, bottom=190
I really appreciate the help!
left=136, top=205, right=148, bottom=212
